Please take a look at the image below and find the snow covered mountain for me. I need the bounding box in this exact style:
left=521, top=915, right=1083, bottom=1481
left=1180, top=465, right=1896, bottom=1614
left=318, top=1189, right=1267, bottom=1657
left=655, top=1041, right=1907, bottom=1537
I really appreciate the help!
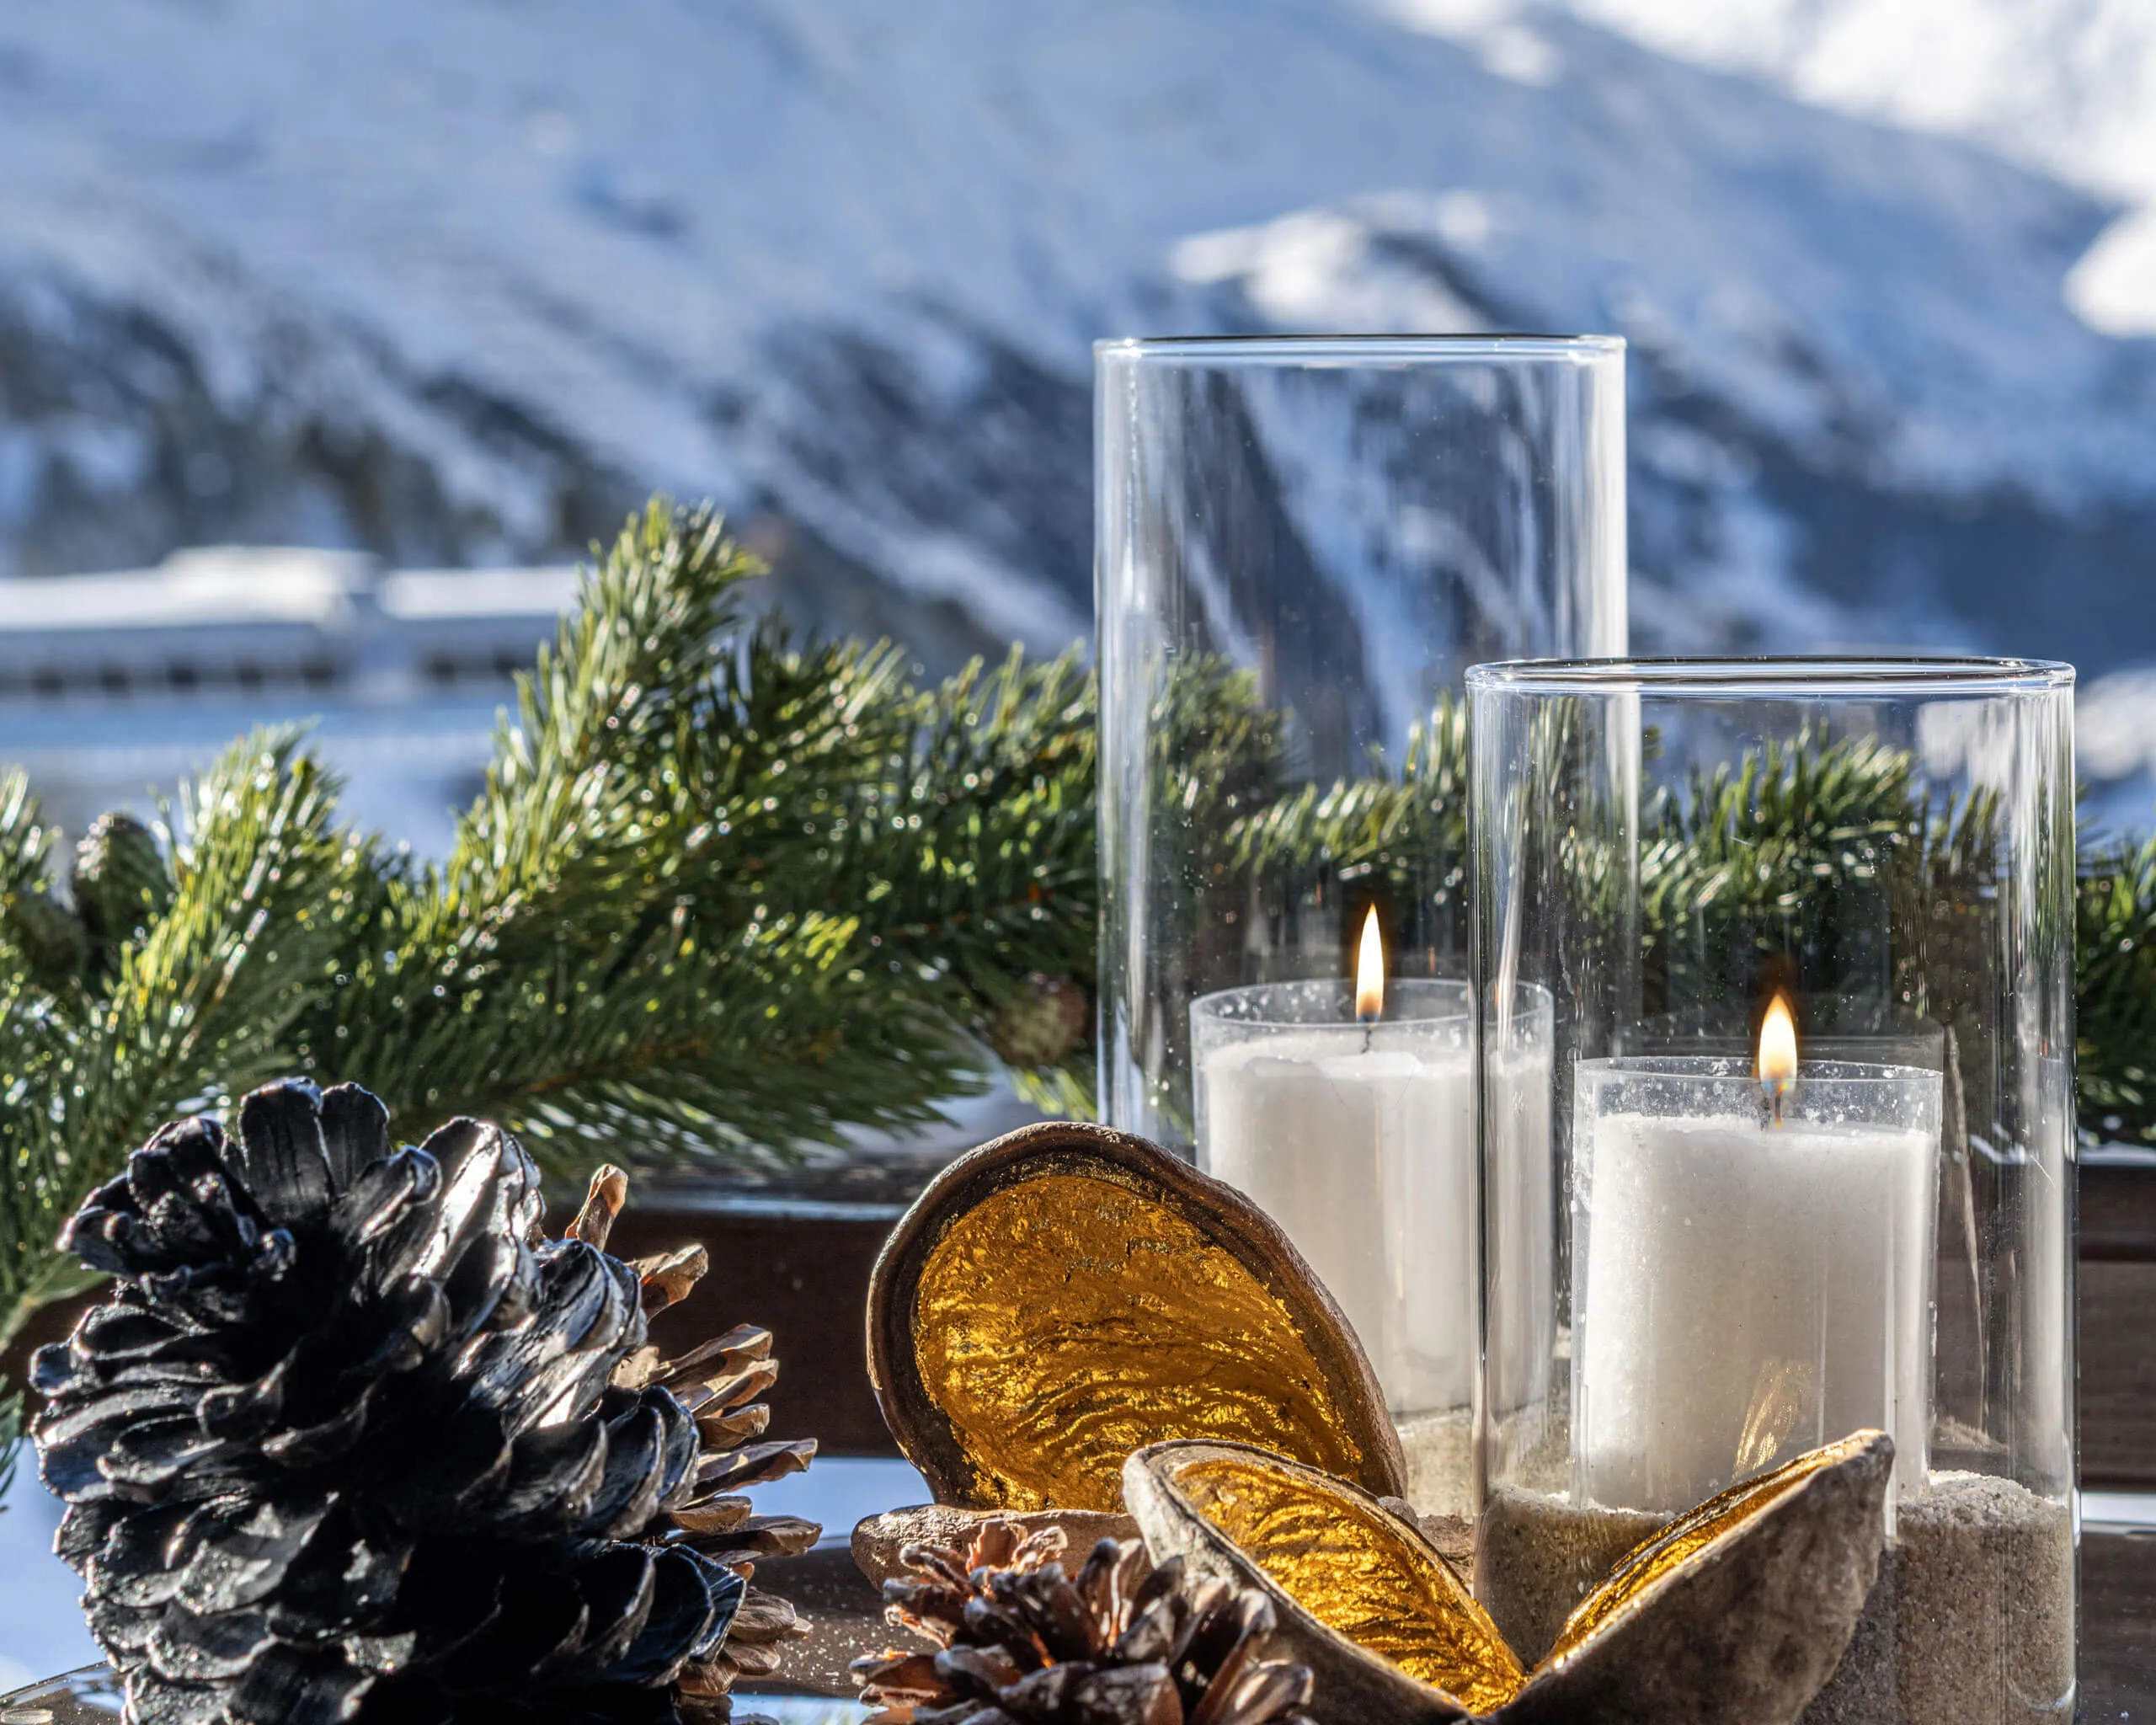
left=1499, top=0, right=2156, bottom=339
left=1, top=1, right=2153, bottom=796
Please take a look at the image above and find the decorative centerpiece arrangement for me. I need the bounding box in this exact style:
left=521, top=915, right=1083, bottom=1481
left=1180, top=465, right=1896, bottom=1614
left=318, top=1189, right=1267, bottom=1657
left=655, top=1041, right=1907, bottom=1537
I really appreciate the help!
left=1094, top=334, right=1627, bottom=1514
left=32, top=1078, right=819, bottom=1724
left=0, top=430, right=2102, bottom=1725
left=851, top=1121, right=1898, bottom=1725
left=1467, top=658, right=2079, bottom=1722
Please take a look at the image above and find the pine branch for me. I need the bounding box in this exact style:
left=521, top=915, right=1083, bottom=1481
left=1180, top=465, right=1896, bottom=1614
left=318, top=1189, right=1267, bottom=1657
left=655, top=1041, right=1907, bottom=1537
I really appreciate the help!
left=1636, top=733, right=1927, bottom=1024
left=0, top=768, right=88, bottom=1001
left=0, top=767, right=50, bottom=899
left=0, top=503, right=1107, bottom=1351
left=2079, top=832, right=2156, bottom=1147
left=0, top=732, right=363, bottom=1349
left=862, top=648, right=1097, bottom=1081
left=1226, top=694, right=1472, bottom=951
left=299, top=505, right=1099, bottom=1175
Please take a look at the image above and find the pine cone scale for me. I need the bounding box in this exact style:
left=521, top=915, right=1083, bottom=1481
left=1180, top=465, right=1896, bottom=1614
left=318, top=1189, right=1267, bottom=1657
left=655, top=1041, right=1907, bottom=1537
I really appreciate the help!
left=342, top=1147, right=442, bottom=1251
left=691, top=1435, right=815, bottom=1494
left=499, top=1420, right=610, bottom=1525
left=469, top=1248, right=644, bottom=1419
left=232, top=1083, right=339, bottom=1226
left=603, top=1551, right=743, bottom=1687
left=90, top=1554, right=188, bottom=1614
left=170, top=1495, right=336, bottom=1616
left=678, top=1359, right=779, bottom=1418
left=575, top=1545, right=664, bottom=1669
left=229, top=1642, right=371, bottom=1725
left=582, top=1400, right=677, bottom=1538
left=668, top=1497, right=754, bottom=1535
left=342, top=1629, right=419, bottom=1678
left=680, top=1510, right=820, bottom=1565
left=704, top=1634, right=783, bottom=1679
left=315, top=1085, right=392, bottom=1194
left=255, top=1377, right=383, bottom=1468
left=657, top=1323, right=771, bottom=1381
left=130, top=1684, right=221, bottom=1725
left=146, top=1604, right=276, bottom=1685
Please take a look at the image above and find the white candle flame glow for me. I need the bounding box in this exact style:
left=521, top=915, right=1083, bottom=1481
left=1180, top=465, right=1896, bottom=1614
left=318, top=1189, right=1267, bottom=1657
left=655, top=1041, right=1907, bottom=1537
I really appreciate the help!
left=1356, top=907, right=1385, bottom=1023
left=1758, top=991, right=1798, bottom=1119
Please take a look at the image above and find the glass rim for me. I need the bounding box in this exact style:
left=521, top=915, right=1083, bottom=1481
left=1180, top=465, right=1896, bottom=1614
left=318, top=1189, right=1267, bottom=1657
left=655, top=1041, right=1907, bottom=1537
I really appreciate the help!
left=1190, top=976, right=1472, bottom=1031
left=1465, top=654, right=2075, bottom=697
left=1093, top=333, right=1625, bottom=364
left=1577, top=1055, right=1945, bottom=1088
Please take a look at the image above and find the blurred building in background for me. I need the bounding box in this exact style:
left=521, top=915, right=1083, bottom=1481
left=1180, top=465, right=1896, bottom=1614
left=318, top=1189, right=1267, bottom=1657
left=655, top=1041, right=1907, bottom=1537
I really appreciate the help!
left=0, top=549, right=574, bottom=852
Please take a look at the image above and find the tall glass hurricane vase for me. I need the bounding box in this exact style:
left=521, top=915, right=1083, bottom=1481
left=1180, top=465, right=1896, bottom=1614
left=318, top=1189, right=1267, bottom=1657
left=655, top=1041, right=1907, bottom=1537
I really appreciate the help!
left=1095, top=334, right=1626, bottom=1514
left=1469, top=657, right=2077, bottom=1723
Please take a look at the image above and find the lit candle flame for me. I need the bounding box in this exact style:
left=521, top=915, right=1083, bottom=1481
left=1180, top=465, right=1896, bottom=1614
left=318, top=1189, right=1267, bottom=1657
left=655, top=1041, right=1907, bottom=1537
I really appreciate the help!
left=1355, top=907, right=1385, bottom=1024
left=1758, top=990, right=1798, bottom=1124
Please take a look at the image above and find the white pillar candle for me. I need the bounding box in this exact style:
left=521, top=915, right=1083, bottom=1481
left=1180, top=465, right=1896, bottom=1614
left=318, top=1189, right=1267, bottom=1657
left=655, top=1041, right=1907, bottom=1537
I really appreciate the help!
left=1572, top=1050, right=1941, bottom=1514
left=1198, top=1014, right=1475, bottom=1410
left=1192, top=976, right=1554, bottom=1419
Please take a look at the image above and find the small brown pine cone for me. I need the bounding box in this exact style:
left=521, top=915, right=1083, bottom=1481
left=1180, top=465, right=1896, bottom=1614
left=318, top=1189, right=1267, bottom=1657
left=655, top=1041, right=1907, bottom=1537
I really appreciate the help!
left=852, top=1521, right=1315, bottom=1725
left=578, top=1164, right=820, bottom=1703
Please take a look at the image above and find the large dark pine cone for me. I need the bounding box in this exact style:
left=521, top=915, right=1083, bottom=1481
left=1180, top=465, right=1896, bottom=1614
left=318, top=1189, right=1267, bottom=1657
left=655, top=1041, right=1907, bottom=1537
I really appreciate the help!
left=853, top=1521, right=1315, bottom=1725
left=33, top=1079, right=819, bottom=1725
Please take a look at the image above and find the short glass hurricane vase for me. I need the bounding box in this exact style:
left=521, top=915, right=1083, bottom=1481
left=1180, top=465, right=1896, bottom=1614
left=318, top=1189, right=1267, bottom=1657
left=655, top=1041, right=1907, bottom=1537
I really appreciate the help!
left=1468, top=657, right=2077, bottom=1722
left=1095, top=334, right=1627, bottom=1513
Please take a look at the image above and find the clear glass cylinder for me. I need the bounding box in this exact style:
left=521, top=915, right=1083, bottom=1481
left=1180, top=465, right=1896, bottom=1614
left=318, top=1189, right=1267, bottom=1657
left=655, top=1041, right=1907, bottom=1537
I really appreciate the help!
left=1469, top=657, right=2077, bottom=1722
left=1096, top=334, right=1625, bottom=1512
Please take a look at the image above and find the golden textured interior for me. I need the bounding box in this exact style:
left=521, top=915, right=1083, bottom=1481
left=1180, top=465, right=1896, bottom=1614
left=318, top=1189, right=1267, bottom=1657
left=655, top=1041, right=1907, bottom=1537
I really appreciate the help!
left=1548, top=1438, right=1851, bottom=1659
left=911, top=1172, right=1369, bottom=1512
left=1171, top=1454, right=1525, bottom=1714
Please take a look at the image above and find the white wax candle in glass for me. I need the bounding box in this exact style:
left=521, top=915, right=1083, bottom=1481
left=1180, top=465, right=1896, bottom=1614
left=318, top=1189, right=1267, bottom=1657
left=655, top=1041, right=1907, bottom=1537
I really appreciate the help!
left=1192, top=912, right=1555, bottom=1461
left=1572, top=995, right=1942, bottom=1515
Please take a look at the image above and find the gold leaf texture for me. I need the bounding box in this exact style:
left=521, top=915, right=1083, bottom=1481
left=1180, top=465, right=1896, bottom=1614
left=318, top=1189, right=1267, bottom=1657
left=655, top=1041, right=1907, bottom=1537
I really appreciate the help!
left=1128, top=1432, right=1892, bottom=1725
left=866, top=1121, right=1405, bottom=1512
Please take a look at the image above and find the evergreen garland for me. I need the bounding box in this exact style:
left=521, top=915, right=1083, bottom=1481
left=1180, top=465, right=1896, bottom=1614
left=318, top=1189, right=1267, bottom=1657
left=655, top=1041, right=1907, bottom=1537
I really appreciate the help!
left=0, top=502, right=1094, bottom=1372
left=3, top=493, right=2153, bottom=1453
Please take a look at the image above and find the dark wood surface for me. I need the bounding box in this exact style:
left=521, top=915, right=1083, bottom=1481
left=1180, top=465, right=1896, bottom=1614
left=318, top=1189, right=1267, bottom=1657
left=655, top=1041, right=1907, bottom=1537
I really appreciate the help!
left=2081, top=1151, right=2156, bottom=1491
left=2083, top=1259, right=2156, bottom=1488
left=2086, top=1529, right=2156, bottom=1721
left=2084, top=1153, right=2156, bottom=1263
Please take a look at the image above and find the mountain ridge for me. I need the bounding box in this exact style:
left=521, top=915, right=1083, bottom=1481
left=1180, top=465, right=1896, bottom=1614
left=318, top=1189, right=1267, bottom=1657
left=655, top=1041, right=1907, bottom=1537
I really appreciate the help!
left=0, top=0, right=2151, bottom=792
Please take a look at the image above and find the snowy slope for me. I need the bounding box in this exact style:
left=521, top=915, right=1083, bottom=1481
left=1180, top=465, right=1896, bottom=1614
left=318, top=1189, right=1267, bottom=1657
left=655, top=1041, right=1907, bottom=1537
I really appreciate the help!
left=0, top=0, right=2153, bottom=756
left=1459, top=0, right=2156, bottom=334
